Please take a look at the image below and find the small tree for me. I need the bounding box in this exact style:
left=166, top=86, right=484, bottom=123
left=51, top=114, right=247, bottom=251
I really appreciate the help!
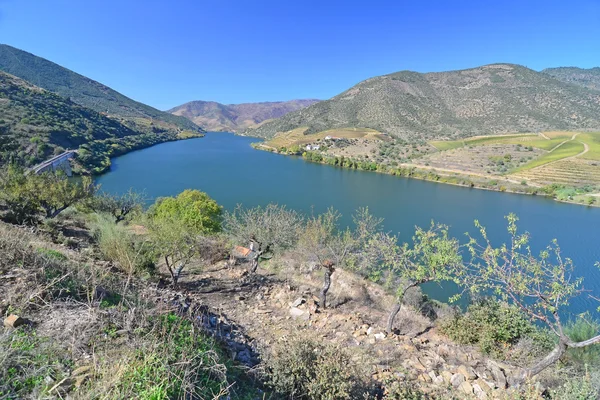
left=223, top=203, right=304, bottom=273
left=465, top=214, right=600, bottom=384
left=147, top=189, right=222, bottom=287
left=366, top=223, right=462, bottom=333
left=298, top=208, right=383, bottom=309
left=32, top=173, right=94, bottom=219
left=0, top=166, right=94, bottom=223
left=89, top=189, right=144, bottom=223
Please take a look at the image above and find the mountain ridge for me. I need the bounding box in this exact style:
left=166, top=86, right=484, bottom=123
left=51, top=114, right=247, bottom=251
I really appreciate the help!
left=0, top=44, right=200, bottom=133
left=169, top=99, right=320, bottom=132
left=246, top=63, right=600, bottom=140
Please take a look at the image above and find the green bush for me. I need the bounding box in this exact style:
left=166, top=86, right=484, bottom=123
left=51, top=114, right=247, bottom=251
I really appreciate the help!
left=550, top=370, right=600, bottom=400
left=265, top=336, right=360, bottom=399
left=440, top=299, right=554, bottom=357
left=564, top=315, right=600, bottom=366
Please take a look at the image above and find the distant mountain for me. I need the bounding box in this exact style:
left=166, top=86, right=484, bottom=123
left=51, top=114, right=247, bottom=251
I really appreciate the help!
left=0, top=44, right=200, bottom=133
left=169, top=99, right=320, bottom=132
left=542, top=67, right=600, bottom=91
left=247, top=64, right=600, bottom=140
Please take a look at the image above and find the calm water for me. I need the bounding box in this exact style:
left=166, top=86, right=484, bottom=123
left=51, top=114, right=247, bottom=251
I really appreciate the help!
left=97, top=132, right=600, bottom=317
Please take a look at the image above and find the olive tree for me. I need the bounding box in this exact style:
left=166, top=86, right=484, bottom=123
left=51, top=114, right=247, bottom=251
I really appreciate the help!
left=223, top=203, right=304, bottom=273
left=89, top=189, right=144, bottom=223
left=365, top=223, right=463, bottom=333
left=465, top=214, right=600, bottom=384
left=147, top=189, right=222, bottom=287
left=0, top=166, right=94, bottom=223
left=298, top=208, right=383, bottom=309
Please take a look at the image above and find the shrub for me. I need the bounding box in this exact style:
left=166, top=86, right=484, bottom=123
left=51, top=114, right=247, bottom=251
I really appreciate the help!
left=440, top=299, right=554, bottom=357
left=550, top=369, right=600, bottom=400
left=563, top=315, right=600, bottom=366
left=265, top=336, right=361, bottom=399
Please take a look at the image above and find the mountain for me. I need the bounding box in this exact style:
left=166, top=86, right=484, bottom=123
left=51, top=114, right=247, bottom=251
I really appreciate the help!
left=542, top=67, right=600, bottom=91
left=0, top=44, right=200, bottom=133
left=169, top=99, right=320, bottom=132
left=246, top=64, right=600, bottom=140
left=0, top=71, right=194, bottom=174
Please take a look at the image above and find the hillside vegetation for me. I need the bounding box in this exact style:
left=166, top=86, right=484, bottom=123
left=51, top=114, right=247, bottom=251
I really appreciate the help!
left=247, top=64, right=600, bottom=141
left=169, top=99, right=319, bottom=132
left=543, top=67, right=600, bottom=91
left=0, top=44, right=199, bottom=132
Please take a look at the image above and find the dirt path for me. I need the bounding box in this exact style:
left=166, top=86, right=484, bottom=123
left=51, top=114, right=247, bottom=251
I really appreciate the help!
left=539, top=132, right=550, bottom=140
left=403, top=163, right=527, bottom=185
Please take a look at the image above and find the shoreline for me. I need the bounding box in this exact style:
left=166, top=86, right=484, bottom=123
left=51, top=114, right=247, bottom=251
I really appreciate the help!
left=252, top=143, right=599, bottom=209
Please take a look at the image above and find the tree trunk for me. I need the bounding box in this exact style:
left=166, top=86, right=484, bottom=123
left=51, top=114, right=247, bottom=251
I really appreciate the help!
left=165, top=256, right=177, bottom=288
left=386, top=302, right=402, bottom=334
left=320, top=262, right=335, bottom=309
left=516, top=337, right=569, bottom=385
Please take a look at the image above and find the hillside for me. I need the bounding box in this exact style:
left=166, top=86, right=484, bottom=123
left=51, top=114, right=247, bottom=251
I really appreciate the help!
left=247, top=64, right=600, bottom=140
left=169, top=99, right=319, bottom=132
left=543, top=67, right=600, bottom=91
left=0, top=44, right=200, bottom=132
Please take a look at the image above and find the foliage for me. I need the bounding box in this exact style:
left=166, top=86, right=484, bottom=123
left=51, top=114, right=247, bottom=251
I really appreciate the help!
left=147, top=190, right=222, bottom=286
left=265, top=336, right=360, bottom=400
left=0, top=327, right=72, bottom=398
left=440, top=299, right=554, bottom=357
left=464, top=214, right=600, bottom=382
left=0, top=165, right=94, bottom=224
left=92, top=214, right=155, bottom=277
left=563, top=314, right=600, bottom=366
left=149, top=189, right=222, bottom=235
left=106, top=314, right=234, bottom=399
left=223, top=203, right=304, bottom=250
left=549, top=369, right=600, bottom=400
left=87, top=189, right=144, bottom=223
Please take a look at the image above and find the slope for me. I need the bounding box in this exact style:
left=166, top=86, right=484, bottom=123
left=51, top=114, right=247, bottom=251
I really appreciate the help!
left=0, top=44, right=200, bottom=132
left=247, top=64, right=600, bottom=141
left=0, top=71, right=187, bottom=174
left=543, top=67, right=600, bottom=91
left=169, top=99, right=320, bottom=132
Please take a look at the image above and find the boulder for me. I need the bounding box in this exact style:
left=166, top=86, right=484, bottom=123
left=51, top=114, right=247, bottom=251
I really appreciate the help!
left=457, top=364, right=478, bottom=380
left=459, top=380, right=474, bottom=395
left=451, top=373, right=466, bottom=388
left=289, top=307, right=309, bottom=321
left=292, top=297, right=305, bottom=307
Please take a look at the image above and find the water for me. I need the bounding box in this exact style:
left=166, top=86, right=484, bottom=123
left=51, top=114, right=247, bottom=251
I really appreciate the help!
left=97, top=132, right=600, bottom=317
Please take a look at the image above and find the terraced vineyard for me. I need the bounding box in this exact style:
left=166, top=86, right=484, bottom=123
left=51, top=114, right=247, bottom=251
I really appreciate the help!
left=428, top=131, right=600, bottom=188
left=511, top=158, right=600, bottom=186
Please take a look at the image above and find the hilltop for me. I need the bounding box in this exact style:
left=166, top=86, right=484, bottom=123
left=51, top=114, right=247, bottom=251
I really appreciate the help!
left=543, top=67, right=600, bottom=91
left=247, top=64, right=600, bottom=140
left=0, top=44, right=200, bottom=133
left=169, top=99, right=319, bottom=132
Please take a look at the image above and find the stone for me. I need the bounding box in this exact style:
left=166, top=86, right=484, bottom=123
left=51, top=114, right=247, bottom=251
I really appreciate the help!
left=457, top=364, right=478, bottom=380
left=459, top=380, right=474, bottom=395
left=487, top=361, right=507, bottom=389
left=292, top=297, right=305, bottom=307
left=4, top=314, right=25, bottom=328
left=289, top=307, right=309, bottom=321
left=374, top=332, right=386, bottom=340
left=473, top=383, right=488, bottom=399
left=474, top=379, right=492, bottom=394
left=451, top=373, right=466, bottom=388
left=418, top=373, right=432, bottom=383
left=367, top=326, right=374, bottom=335
left=441, top=370, right=453, bottom=384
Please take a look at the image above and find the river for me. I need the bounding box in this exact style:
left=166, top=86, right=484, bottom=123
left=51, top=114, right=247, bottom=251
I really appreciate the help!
left=96, top=132, right=600, bottom=317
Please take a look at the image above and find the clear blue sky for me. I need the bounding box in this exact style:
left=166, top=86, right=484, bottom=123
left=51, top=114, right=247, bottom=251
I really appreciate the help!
left=1, top=0, right=599, bottom=110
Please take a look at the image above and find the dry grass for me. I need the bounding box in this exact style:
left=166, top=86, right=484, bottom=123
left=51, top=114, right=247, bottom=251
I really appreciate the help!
left=266, top=126, right=381, bottom=149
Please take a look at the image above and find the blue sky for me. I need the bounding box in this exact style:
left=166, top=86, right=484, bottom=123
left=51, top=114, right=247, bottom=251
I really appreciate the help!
left=1, top=0, right=599, bottom=109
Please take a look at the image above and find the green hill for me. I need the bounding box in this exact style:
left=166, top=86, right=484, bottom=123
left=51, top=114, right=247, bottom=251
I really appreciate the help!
left=169, top=99, right=320, bottom=132
left=0, top=71, right=186, bottom=174
left=247, top=64, right=600, bottom=141
left=0, top=44, right=200, bottom=132
left=542, top=67, right=600, bottom=91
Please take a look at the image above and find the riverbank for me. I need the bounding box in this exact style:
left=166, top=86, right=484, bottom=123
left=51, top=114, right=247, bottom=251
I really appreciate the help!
left=252, top=143, right=600, bottom=208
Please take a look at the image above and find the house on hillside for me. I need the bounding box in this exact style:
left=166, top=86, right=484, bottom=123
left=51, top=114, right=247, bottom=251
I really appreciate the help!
left=305, top=144, right=320, bottom=151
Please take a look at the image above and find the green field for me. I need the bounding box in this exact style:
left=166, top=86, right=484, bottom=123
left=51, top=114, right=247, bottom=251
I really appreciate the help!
left=578, top=132, right=600, bottom=160
left=430, top=134, right=566, bottom=151
left=512, top=140, right=586, bottom=172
